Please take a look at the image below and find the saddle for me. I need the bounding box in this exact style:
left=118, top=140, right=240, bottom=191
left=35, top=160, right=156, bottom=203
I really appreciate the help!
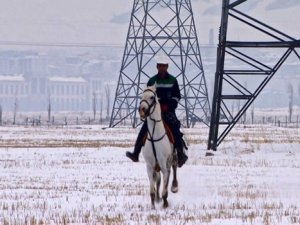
left=142, top=121, right=174, bottom=145
left=163, top=121, right=175, bottom=144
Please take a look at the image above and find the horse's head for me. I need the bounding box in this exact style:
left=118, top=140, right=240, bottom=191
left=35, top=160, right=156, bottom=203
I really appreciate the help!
left=139, top=84, right=158, bottom=119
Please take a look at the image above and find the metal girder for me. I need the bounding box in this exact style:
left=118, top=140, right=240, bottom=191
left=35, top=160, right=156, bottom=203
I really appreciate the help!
left=208, top=0, right=300, bottom=150
left=110, top=0, right=210, bottom=128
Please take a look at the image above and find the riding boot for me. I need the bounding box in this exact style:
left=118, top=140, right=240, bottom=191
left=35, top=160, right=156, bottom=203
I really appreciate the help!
left=162, top=112, right=188, bottom=167
left=180, top=132, right=188, bottom=150
left=126, top=122, right=147, bottom=162
left=176, top=143, right=188, bottom=168
left=126, top=142, right=142, bottom=162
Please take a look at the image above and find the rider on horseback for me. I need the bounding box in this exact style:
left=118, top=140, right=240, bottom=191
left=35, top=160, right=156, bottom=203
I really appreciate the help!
left=126, top=55, right=188, bottom=167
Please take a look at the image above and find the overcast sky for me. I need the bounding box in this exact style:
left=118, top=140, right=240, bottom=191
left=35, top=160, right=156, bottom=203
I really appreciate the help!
left=0, top=0, right=299, bottom=45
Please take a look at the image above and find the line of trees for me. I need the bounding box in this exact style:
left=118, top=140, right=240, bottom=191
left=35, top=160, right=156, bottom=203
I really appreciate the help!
left=0, top=83, right=298, bottom=126
left=288, top=83, right=293, bottom=123
left=92, top=84, right=111, bottom=122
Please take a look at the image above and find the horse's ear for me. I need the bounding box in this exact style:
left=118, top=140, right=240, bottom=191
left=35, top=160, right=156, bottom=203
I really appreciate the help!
left=153, top=82, right=157, bottom=91
left=147, top=82, right=156, bottom=91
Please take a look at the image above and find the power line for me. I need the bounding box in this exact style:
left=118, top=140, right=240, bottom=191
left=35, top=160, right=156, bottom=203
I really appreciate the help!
left=0, top=41, right=216, bottom=48
left=0, top=41, right=124, bottom=48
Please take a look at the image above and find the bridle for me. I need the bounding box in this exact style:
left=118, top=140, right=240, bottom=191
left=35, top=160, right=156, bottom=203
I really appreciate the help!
left=140, top=88, right=167, bottom=168
left=139, top=88, right=157, bottom=119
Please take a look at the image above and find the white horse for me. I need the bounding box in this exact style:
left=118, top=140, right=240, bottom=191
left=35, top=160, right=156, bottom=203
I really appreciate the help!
left=139, top=84, right=178, bottom=209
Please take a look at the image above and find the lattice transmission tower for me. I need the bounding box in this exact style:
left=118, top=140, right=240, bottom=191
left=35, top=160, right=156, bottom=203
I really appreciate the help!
left=109, top=0, right=210, bottom=128
left=208, top=0, right=300, bottom=150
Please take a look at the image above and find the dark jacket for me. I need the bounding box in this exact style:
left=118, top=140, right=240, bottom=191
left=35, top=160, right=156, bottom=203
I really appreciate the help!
left=147, top=73, right=181, bottom=113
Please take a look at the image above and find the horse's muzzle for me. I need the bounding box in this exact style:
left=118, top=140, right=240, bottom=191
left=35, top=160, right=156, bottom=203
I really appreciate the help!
left=139, top=105, right=146, bottom=119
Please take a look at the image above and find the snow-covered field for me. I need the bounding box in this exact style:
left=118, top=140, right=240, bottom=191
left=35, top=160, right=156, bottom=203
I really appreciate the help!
left=0, top=125, right=299, bottom=225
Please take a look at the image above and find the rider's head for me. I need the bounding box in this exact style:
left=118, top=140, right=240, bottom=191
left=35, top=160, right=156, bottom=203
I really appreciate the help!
left=156, top=54, right=169, bottom=77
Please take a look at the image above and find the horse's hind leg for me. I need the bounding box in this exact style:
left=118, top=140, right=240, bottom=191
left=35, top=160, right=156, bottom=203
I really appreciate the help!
left=171, top=159, right=178, bottom=193
left=161, top=168, right=171, bottom=208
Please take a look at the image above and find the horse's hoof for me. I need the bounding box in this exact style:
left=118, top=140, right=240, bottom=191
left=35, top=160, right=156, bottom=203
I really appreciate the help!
left=155, top=197, right=161, bottom=203
left=205, top=150, right=215, bottom=157
left=171, top=186, right=178, bottom=193
left=163, top=201, right=168, bottom=208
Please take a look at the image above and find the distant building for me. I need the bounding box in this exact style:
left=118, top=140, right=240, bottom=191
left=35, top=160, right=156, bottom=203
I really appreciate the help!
left=0, top=74, right=28, bottom=111
left=0, top=74, right=98, bottom=112
left=47, top=76, right=88, bottom=111
left=0, top=50, right=112, bottom=112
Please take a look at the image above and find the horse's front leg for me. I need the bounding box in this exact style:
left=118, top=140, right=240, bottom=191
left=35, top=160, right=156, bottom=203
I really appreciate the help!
left=155, top=171, right=161, bottom=202
left=161, top=166, right=171, bottom=208
left=146, top=165, right=156, bottom=210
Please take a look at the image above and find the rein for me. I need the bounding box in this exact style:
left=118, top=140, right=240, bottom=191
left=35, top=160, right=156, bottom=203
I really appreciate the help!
left=147, top=117, right=166, bottom=142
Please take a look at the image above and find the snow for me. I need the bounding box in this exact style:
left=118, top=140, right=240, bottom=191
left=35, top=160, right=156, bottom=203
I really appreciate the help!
left=0, top=124, right=299, bottom=224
